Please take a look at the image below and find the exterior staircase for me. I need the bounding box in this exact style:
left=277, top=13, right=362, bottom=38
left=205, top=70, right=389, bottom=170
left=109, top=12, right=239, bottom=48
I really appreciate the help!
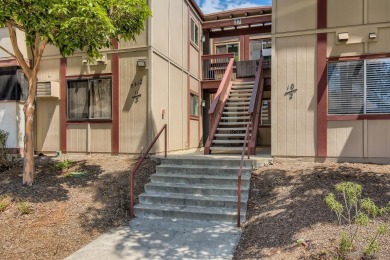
left=134, top=157, right=257, bottom=224
left=211, top=81, right=254, bottom=153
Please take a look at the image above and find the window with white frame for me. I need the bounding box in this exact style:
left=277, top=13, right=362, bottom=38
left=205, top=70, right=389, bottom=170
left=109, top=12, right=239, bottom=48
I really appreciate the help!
left=328, top=58, right=390, bottom=115
left=190, top=93, right=199, bottom=116
left=67, top=78, right=112, bottom=120
left=190, top=18, right=199, bottom=46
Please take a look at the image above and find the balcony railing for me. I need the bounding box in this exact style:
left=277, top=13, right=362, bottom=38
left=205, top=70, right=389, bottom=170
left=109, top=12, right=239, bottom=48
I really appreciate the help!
left=202, top=53, right=235, bottom=81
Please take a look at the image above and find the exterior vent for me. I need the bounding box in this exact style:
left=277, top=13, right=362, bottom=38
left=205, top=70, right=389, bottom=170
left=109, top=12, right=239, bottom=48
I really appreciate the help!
left=37, top=81, right=60, bottom=98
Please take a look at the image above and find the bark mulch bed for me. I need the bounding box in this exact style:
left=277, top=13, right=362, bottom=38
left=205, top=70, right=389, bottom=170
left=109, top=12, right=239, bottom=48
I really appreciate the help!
left=234, top=161, right=390, bottom=260
left=0, top=154, right=157, bottom=260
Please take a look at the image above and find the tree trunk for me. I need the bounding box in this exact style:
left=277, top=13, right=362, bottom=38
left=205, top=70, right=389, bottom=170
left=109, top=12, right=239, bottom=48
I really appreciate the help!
left=23, top=75, right=37, bottom=185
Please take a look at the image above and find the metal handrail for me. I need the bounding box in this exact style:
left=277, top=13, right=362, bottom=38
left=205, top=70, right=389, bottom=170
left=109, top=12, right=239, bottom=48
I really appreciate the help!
left=237, top=122, right=250, bottom=227
left=130, top=124, right=167, bottom=218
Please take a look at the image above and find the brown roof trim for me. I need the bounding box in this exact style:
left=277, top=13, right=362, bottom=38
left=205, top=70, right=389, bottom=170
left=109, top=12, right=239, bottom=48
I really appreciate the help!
left=204, top=6, right=272, bottom=19
left=188, top=0, right=205, bottom=20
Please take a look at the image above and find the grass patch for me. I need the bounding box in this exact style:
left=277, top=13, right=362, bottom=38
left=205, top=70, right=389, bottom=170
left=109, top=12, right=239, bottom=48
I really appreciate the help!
left=0, top=195, right=11, bottom=213
left=17, top=202, right=32, bottom=215
left=56, top=160, right=74, bottom=171
left=63, top=171, right=89, bottom=178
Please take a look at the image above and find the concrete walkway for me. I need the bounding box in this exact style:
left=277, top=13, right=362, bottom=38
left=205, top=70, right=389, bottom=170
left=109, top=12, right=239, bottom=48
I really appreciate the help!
left=66, top=217, right=241, bottom=260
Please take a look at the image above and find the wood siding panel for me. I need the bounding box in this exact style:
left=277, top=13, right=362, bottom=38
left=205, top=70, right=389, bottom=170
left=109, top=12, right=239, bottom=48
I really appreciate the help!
left=120, top=25, right=148, bottom=49
left=168, top=65, right=184, bottom=151
left=183, top=3, right=189, bottom=70
left=190, top=120, right=199, bottom=148
left=37, top=59, right=60, bottom=82
left=118, top=51, right=148, bottom=153
left=66, top=55, right=112, bottom=76
left=90, top=124, right=112, bottom=152
left=190, top=76, right=199, bottom=93
left=327, top=33, right=364, bottom=58
left=36, top=99, right=60, bottom=152
left=327, top=0, right=364, bottom=28
left=182, top=72, right=189, bottom=148
left=327, top=121, right=364, bottom=157
left=368, top=27, right=390, bottom=54
left=367, top=121, right=390, bottom=158
left=152, top=0, right=169, bottom=56
left=169, top=0, right=184, bottom=66
left=151, top=53, right=169, bottom=153
left=367, top=0, right=390, bottom=24
left=273, top=35, right=317, bottom=157
left=67, top=125, right=87, bottom=152
left=190, top=45, right=199, bottom=77
left=275, top=0, right=316, bottom=33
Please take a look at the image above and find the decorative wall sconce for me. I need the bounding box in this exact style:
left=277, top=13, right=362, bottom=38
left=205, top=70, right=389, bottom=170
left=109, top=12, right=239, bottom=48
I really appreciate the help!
left=201, top=35, right=206, bottom=43
left=284, top=83, right=297, bottom=100
left=369, top=32, right=377, bottom=40
left=338, top=32, right=349, bottom=41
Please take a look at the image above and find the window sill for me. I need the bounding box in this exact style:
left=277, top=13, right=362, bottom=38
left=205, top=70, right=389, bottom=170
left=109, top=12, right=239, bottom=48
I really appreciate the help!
left=327, top=114, right=390, bottom=121
left=190, top=41, right=199, bottom=51
left=67, top=119, right=113, bottom=124
left=190, top=116, right=200, bottom=121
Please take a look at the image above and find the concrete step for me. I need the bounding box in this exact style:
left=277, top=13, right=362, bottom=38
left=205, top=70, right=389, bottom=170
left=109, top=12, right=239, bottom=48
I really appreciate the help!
left=157, top=157, right=253, bottom=168
left=221, top=116, right=250, bottom=120
left=215, top=133, right=248, bottom=137
left=134, top=204, right=246, bottom=223
left=213, top=139, right=246, bottom=144
left=232, top=81, right=254, bottom=85
left=219, top=122, right=249, bottom=126
left=210, top=147, right=246, bottom=151
left=145, top=183, right=249, bottom=197
left=139, top=193, right=248, bottom=209
left=223, top=111, right=250, bottom=115
left=224, top=106, right=249, bottom=110
left=227, top=97, right=251, bottom=101
left=230, top=89, right=253, bottom=93
left=226, top=102, right=250, bottom=106
left=156, top=164, right=252, bottom=177
left=216, top=127, right=248, bottom=131
left=150, top=172, right=250, bottom=186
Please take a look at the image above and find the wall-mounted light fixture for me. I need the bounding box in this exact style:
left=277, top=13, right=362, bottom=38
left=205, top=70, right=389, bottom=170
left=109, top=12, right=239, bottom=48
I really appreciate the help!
left=369, top=32, right=377, bottom=40
left=338, top=32, right=349, bottom=41
left=201, top=35, right=206, bottom=43
left=137, top=58, right=148, bottom=69
left=201, top=100, right=206, bottom=107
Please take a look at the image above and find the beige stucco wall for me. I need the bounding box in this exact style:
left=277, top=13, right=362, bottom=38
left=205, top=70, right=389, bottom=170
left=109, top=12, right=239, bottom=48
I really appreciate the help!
left=271, top=35, right=317, bottom=157
left=118, top=51, right=149, bottom=154
left=273, top=0, right=390, bottom=159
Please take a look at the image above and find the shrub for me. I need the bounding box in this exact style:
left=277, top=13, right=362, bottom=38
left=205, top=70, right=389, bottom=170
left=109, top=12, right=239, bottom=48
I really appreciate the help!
left=325, top=182, right=389, bottom=259
left=17, top=201, right=32, bottom=215
left=0, top=130, right=9, bottom=168
left=56, top=159, right=74, bottom=172
left=0, top=195, right=11, bottom=213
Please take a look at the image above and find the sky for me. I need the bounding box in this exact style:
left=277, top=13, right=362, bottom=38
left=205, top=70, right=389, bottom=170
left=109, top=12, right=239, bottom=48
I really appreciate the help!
left=195, top=0, right=272, bottom=14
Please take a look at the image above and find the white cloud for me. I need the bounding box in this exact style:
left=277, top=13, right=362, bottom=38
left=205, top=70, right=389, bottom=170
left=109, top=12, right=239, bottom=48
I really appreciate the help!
left=196, top=0, right=271, bottom=14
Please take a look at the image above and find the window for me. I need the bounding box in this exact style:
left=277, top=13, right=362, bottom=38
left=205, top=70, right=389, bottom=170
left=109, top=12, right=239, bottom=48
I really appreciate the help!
left=216, top=43, right=239, bottom=61
left=190, top=18, right=199, bottom=46
left=328, top=59, right=390, bottom=115
left=67, top=78, right=112, bottom=120
left=190, top=93, right=199, bottom=117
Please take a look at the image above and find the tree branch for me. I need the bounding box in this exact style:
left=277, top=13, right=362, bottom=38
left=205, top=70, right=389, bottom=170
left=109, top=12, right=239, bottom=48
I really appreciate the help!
left=32, top=38, right=48, bottom=74
left=6, top=22, right=31, bottom=78
left=0, top=45, right=16, bottom=58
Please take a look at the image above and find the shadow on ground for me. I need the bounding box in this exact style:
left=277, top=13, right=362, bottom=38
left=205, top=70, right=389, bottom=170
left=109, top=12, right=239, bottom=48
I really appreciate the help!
left=234, top=163, right=390, bottom=259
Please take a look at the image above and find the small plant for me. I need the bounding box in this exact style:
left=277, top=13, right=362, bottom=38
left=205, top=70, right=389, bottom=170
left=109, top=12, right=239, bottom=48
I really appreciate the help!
left=0, top=129, right=9, bottom=168
left=325, top=182, right=389, bottom=259
left=0, top=195, right=11, bottom=213
left=56, top=159, right=74, bottom=172
left=17, top=201, right=32, bottom=215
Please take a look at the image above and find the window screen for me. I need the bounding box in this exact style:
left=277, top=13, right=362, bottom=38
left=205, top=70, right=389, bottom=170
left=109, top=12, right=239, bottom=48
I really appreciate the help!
left=366, top=59, right=390, bottom=114
left=328, top=61, right=364, bottom=115
left=190, top=93, right=199, bottom=116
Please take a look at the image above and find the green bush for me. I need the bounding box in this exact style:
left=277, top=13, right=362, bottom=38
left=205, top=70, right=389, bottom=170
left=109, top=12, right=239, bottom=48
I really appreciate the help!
left=325, top=182, right=389, bottom=259
left=17, top=201, right=32, bottom=215
left=56, top=159, right=74, bottom=172
left=0, top=129, right=9, bottom=168
left=0, top=195, right=11, bottom=213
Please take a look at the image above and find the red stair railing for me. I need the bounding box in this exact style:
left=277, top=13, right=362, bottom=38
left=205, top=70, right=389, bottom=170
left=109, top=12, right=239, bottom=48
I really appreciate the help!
left=237, top=122, right=251, bottom=227
left=248, top=55, right=265, bottom=155
left=204, top=57, right=235, bottom=154
left=130, top=124, right=167, bottom=218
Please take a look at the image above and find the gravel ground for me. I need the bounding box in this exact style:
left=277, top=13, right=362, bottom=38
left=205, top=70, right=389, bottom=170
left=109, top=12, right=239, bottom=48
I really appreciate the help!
left=234, top=161, right=390, bottom=260
left=0, top=154, right=157, bottom=260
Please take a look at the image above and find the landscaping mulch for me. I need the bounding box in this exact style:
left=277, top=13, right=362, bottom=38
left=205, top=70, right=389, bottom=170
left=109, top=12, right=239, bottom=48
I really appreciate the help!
left=234, top=161, right=390, bottom=260
left=0, top=154, right=157, bottom=260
